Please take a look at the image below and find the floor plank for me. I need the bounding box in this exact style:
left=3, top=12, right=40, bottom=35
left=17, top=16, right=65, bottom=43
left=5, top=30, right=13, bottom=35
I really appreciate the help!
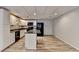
left=4, top=36, right=78, bottom=52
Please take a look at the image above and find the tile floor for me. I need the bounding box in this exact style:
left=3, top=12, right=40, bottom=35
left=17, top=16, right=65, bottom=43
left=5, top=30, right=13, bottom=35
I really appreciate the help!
left=4, top=36, right=78, bottom=52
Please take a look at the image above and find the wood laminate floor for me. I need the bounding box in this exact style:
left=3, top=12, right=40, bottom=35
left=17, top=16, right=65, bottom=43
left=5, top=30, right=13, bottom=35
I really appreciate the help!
left=4, top=36, right=78, bottom=52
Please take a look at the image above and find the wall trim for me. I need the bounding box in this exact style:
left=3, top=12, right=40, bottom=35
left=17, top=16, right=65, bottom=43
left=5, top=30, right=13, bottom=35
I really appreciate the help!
left=1, top=42, right=15, bottom=52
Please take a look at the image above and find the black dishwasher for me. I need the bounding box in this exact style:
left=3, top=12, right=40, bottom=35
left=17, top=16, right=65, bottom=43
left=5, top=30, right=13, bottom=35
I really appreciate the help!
left=15, top=31, right=20, bottom=42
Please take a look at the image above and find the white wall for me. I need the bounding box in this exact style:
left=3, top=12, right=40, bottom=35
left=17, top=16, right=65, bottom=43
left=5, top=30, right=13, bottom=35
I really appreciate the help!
left=0, top=9, right=4, bottom=51
left=37, top=19, right=54, bottom=35
left=0, top=9, right=11, bottom=51
left=54, top=8, right=79, bottom=50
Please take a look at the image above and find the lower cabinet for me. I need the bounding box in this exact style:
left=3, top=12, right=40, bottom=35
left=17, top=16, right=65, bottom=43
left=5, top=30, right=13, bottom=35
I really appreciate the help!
left=10, top=32, right=15, bottom=43
left=20, top=30, right=25, bottom=38
left=25, top=34, right=37, bottom=49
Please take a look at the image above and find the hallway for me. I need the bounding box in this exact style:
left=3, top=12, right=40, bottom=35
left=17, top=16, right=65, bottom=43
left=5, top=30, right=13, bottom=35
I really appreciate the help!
left=4, top=36, right=78, bottom=52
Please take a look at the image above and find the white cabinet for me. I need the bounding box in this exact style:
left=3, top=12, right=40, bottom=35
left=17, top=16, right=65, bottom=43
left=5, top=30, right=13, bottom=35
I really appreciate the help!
left=10, top=32, right=15, bottom=43
left=0, top=9, right=11, bottom=51
left=25, top=34, right=37, bottom=49
left=19, top=20, right=26, bottom=26
left=10, top=15, right=20, bottom=25
left=20, top=30, right=25, bottom=38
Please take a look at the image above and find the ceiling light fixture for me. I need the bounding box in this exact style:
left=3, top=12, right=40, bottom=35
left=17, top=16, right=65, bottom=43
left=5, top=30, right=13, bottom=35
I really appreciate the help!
left=54, top=13, right=58, bottom=16
left=34, top=13, right=37, bottom=16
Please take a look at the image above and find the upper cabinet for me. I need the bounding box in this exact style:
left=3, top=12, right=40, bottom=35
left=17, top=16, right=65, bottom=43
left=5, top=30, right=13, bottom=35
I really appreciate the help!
left=10, top=15, right=20, bottom=26
left=10, top=15, right=26, bottom=26
left=10, top=15, right=27, bottom=29
left=19, top=19, right=26, bottom=26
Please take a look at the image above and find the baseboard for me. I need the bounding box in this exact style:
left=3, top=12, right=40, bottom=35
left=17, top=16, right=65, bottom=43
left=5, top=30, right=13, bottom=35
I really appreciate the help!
left=1, top=36, right=25, bottom=52
left=44, top=35, right=53, bottom=36
left=1, top=42, right=15, bottom=52
left=54, top=35, right=79, bottom=50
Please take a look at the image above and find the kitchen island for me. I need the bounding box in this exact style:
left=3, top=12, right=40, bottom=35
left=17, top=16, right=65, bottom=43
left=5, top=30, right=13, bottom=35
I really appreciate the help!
left=25, top=33, right=37, bottom=49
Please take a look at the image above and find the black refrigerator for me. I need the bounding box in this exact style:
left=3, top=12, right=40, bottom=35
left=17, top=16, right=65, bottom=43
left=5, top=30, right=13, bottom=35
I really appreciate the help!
left=37, top=22, right=44, bottom=36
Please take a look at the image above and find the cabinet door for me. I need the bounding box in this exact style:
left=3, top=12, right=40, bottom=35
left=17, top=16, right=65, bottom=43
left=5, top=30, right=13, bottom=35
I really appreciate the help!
left=10, top=32, right=15, bottom=43
left=20, top=30, right=25, bottom=38
left=25, top=34, right=36, bottom=49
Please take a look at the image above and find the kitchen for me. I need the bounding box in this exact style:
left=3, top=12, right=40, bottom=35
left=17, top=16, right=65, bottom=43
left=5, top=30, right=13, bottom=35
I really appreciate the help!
left=0, top=6, right=78, bottom=52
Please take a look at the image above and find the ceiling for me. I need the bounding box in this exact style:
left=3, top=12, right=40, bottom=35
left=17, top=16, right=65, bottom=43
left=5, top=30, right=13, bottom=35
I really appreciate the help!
left=4, top=6, right=78, bottom=19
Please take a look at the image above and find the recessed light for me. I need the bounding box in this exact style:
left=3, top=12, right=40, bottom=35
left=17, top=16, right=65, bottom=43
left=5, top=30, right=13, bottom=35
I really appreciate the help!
left=34, top=13, right=36, bottom=16
left=54, top=13, right=58, bottom=15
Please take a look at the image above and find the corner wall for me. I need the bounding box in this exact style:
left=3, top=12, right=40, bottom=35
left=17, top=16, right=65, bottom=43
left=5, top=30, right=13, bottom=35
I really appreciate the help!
left=54, top=8, right=79, bottom=50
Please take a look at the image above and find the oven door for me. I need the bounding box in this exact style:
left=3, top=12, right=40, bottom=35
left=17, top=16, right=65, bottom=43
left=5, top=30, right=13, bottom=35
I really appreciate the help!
left=15, top=31, right=20, bottom=42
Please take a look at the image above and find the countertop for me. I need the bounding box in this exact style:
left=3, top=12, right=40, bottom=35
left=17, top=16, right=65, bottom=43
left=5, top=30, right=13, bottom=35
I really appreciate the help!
left=10, top=28, right=27, bottom=33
